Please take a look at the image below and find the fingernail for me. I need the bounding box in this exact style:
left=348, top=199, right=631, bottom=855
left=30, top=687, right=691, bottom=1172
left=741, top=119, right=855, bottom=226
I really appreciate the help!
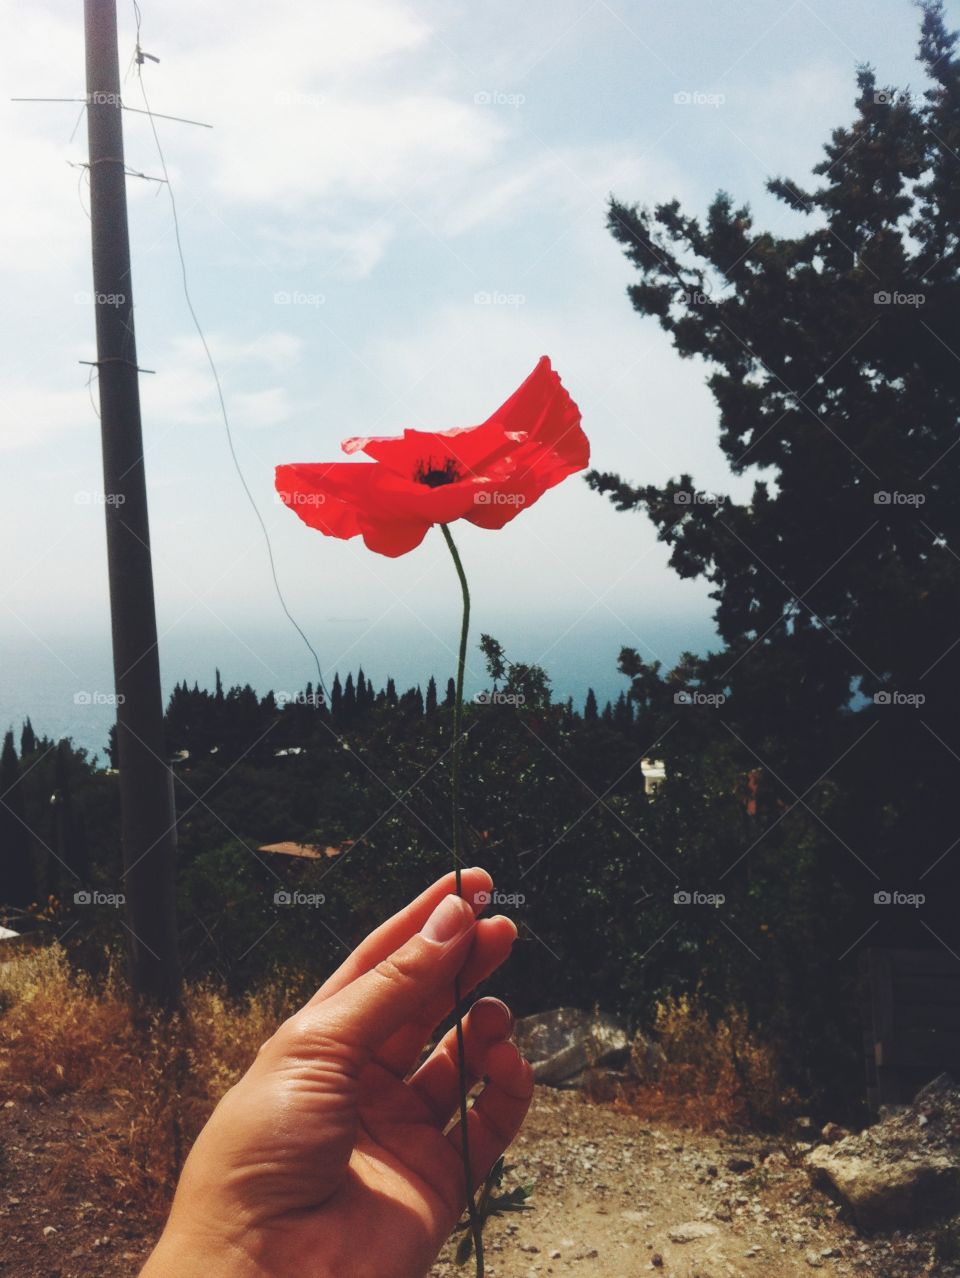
left=492, top=915, right=519, bottom=944
left=421, top=894, right=473, bottom=944
left=474, top=996, right=514, bottom=1031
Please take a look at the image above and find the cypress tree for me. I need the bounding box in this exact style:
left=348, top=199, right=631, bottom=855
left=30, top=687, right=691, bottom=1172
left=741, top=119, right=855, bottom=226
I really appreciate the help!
left=614, top=691, right=633, bottom=729
left=0, top=730, right=33, bottom=908
left=19, top=717, right=36, bottom=758
left=54, top=739, right=87, bottom=887
left=342, top=673, right=357, bottom=723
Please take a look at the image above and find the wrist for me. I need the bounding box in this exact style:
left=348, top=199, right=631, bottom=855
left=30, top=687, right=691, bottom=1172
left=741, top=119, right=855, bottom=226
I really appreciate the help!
left=140, top=1217, right=348, bottom=1278
left=140, top=1223, right=269, bottom=1278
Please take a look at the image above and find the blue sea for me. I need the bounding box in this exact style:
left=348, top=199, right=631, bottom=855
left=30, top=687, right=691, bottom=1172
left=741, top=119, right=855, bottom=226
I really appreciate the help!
left=0, top=612, right=718, bottom=762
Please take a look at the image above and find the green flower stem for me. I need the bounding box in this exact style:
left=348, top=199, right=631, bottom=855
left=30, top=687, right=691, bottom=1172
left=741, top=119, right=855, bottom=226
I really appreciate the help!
left=440, top=522, right=483, bottom=1278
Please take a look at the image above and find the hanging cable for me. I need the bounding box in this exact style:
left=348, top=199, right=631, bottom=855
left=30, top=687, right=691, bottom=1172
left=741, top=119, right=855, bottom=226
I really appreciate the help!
left=129, top=0, right=329, bottom=705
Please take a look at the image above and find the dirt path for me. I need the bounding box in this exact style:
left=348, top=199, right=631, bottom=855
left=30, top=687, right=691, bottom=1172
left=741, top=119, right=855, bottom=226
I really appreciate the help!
left=429, top=1090, right=936, bottom=1278
left=0, top=1088, right=941, bottom=1277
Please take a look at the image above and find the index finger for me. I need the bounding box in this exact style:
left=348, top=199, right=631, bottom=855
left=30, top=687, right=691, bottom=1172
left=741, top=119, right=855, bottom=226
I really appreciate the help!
left=304, top=866, right=494, bottom=1009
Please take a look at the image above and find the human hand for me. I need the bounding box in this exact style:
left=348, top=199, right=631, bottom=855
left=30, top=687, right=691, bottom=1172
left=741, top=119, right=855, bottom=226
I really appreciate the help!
left=140, top=867, right=533, bottom=1278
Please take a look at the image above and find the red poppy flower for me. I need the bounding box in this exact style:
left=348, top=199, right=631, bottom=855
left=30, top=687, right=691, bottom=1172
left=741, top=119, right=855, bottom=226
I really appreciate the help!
left=275, top=356, right=588, bottom=557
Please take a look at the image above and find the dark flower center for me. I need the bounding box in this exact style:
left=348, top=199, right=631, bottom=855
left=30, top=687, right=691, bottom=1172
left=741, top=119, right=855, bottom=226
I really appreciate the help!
left=414, top=457, right=461, bottom=487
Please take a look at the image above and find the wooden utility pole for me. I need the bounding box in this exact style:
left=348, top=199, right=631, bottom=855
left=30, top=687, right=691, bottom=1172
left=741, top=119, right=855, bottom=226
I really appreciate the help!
left=84, top=0, right=180, bottom=1008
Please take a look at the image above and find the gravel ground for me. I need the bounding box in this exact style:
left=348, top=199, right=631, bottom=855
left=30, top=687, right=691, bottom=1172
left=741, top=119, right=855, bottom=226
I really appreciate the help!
left=0, top=1088, right=952, bottom=1277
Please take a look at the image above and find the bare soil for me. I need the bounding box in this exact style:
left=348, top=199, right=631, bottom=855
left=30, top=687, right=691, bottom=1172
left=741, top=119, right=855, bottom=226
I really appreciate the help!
left=0, top=1088, right=949, bottom=1277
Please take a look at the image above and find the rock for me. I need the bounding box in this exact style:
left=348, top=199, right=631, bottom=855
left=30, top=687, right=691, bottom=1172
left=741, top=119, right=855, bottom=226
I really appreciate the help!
left=806, top=1145, right=960, bottom=1231
left=667, top=1222, right=720, bottom=1243
left=513, top=1008, right=630, bottom=1088
left=651, top=1255, right=664, bottom=1268
left=42, top=1225, right=57, bottom=1236
left=914, top=1072, right=955, bottom=1105
left=820, top=1122, right=850, bottom=1145
left=726, top=1156, right=755, bottom=1174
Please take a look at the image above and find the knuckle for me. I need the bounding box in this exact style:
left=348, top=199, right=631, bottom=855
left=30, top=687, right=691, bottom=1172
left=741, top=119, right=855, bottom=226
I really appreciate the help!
left=271, top=1010, right=361, bottom=1072
left=372, top=949, right=418, bottom=992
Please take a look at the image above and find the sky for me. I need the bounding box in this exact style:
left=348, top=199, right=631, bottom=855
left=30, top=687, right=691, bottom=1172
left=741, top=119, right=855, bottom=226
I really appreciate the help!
left=1, top=0, right=956, bottom=738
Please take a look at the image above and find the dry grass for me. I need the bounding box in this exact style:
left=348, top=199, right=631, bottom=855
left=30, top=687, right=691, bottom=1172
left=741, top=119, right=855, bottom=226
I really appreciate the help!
left=0, top=947, right=794, bottom=1224
left=0, top=944, right=293, bottom=1219
left=607, top=993, right=795, bottom=1131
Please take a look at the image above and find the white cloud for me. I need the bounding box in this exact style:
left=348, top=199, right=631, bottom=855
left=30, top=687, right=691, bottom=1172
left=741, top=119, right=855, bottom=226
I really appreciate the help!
left=0, top=382, right=91, bottom=452
left=206, top=93, right=503, bottom=206
left=231, top=386, right=296, bottom=430
left=725, top=57, right=857, bottom=181
left=126, top=0, right=504, bottom=209
left=137, top=330, right=303, bottom=431
left=439, top=138, right=691, bottom=239
left=258, top=221, right=395, bottom=279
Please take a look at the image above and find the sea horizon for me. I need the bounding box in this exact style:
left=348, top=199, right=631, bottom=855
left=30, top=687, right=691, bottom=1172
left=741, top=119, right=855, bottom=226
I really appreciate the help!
left=0, top=611, right=717, bottom=761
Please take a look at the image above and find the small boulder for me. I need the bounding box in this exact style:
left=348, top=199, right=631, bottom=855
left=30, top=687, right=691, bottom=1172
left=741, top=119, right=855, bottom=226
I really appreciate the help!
left=667, top=1222, right=719, bottom=1243
left=513, top=1008, right=629, bottom=1088
left=820, top=1122, right=851, bottom=1145
left=805, top=1074, right=960, bottom=1231
left=806, top=1146, right=960, bottom=1231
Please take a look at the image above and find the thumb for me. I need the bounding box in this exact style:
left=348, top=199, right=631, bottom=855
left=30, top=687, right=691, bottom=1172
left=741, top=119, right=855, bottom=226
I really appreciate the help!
left=292, top=893, right=477, bottom=1066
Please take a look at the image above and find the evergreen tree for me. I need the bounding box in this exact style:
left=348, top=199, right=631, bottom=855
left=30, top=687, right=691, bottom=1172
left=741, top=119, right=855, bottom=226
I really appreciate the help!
left=53, top=738, right=87, bottom=888
left=584, top=688, right=599, bottom=721
left=19, top=717, right=36, bottom=758
left=589, top=2, right=960, bottom=942
left=0, top=730, right=33, bottom=907
left=342, top=673, right=357, bottom=724
left=613, top=690, right=633, bottom=730
left=479, top=634, right=507, bottom=686
left=425, top=676, right=438, bottom=715
left=358, top=668, right=376, bottom=711
left=331, top=674, right=343, bottom=722
left=385, top=677, right=398, bottom=707
left=399, top=686, right=425, bottom=716
left=443, top=677, right=456, bottom=708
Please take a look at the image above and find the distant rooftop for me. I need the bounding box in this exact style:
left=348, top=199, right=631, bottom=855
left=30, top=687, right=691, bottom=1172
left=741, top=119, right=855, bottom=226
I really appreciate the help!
left=257, top=842, right=347, bottom=859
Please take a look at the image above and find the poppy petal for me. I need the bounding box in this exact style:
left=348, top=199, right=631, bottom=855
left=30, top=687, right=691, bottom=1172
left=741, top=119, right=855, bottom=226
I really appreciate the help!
left=275, top=462, right=370, bottom=541
left=277, top=357, right=587, bottom=557
left=357, top=514, right=431, bottom=557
